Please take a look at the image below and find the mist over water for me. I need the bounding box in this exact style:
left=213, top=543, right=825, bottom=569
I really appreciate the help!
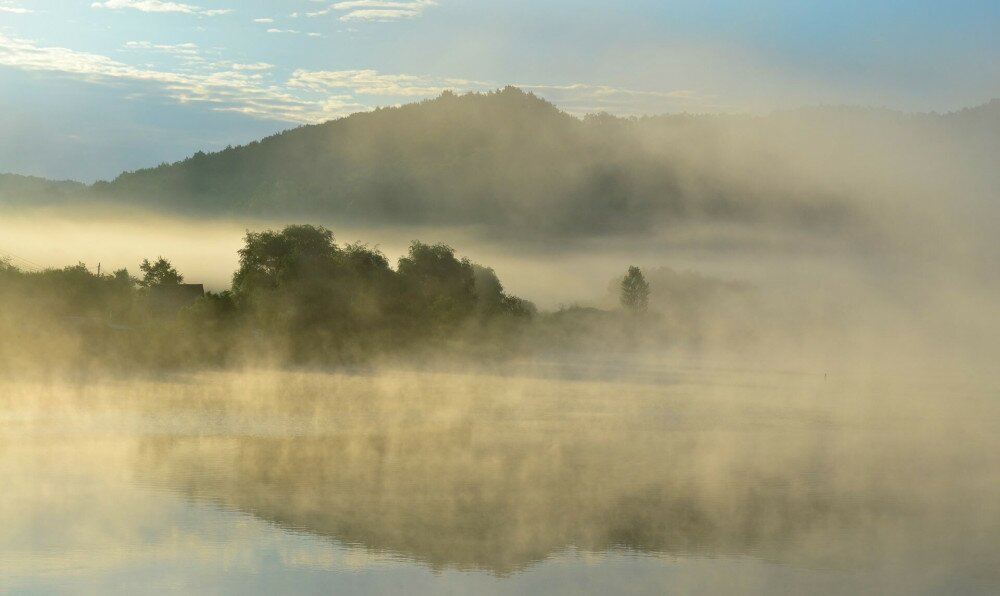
left=1, top=91, right=999, bottom=595
left=1, top=365, right=998, bottom=595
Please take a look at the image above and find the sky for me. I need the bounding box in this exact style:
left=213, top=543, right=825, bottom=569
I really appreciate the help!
left=0, top=0, right=998, bottom=182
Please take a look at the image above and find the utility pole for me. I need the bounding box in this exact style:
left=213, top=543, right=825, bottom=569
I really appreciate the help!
left=97, top=262, right=101, bottom=277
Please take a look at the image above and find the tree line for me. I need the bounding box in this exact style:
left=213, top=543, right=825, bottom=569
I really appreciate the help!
left=0, top=224, right=656, bottom=371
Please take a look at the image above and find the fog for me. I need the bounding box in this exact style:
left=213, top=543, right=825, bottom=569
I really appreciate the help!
left=1, top=94, right=998, bottom=594
left=2, top=366, right=998, bottom=594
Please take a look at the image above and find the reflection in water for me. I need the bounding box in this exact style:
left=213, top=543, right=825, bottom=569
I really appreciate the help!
left=1, top=367, right=999, bottom=594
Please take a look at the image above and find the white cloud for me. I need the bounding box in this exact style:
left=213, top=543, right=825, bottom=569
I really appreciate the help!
left=290, top=69, right=725, bottom=114
left=517, top=83, right=725, bottom=114
left=91, top=0, right=232, bottom=16
left=123, top=41, right=200, bottom=55
left=121, top=40, right=207, bottom=67
left=0, top=34, right=719, bottom=124
left=338, top=9, right=415, bottom=21
left=262, top=28, right=320, bottom=36
left=308, top=0, right=437, bottom=21
left=289, top=69, right=455, bottom=96
left=0, top=1, right=30, bottom=14
left=0, top=33, right=357, bottom=122
left=252, top=17, right=273, bottom=23
left=230, top=62, right=275, bottom=71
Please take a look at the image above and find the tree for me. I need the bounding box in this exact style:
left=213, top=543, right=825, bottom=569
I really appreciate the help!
left=472, top=265, right=506, bottom=314
left=397, top=241, right=477, bottom=327
left=473, top=264, right=535, bottom=318
left=230, top=225, right=346, bottom=354
left=139, top=257, right=183, bottom=287
left=620, top=266, right=650, bottom=314
left=111, top=268, right=137, bottom=288
left=232, top=224, right=339, bottom=297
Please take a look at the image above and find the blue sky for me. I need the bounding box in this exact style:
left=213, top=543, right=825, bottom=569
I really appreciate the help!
left=1, top=0, right=998, bottom=181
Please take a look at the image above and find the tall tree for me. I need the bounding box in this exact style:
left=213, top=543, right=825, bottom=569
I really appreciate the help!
left=620, top=266, right=650, bottom=314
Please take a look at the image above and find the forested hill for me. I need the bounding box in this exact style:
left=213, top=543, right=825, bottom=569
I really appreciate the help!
left=91, top=87, right=865, bottom=234
left=12, top=88, right=1000, bottom=236
left=0, top=174, right=87, bottom=205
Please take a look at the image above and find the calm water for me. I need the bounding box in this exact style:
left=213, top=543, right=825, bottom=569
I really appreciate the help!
left=1, top=364, right=998, bottom=595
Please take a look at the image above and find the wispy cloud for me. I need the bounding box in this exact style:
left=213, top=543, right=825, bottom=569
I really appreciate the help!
left=253, top=17, right=273, bottom=23
left=308, top=0, right=437, bottom=22
left=0, top=33, right=356, bottom=122
left=263, top=28, right=321, bottom=37
left=517, top=84, right=727, bottom=114
left=289, top=69, right=457, bottom=96
left=91, top=0, right=232, bottom=16
left=0, top=1, right=31, bottom=14
left=120, top=40, right=208, bottom=67
left=0, top=34, right=719, bottom=124
left=288, top=69, right=722, bottom=114
left=231, top=62, right=275, bottom=71
left=123, top=40, right=200, bottom=55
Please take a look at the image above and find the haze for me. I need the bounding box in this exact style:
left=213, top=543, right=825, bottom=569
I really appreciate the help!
left=1, top=2, right=998, bottom=595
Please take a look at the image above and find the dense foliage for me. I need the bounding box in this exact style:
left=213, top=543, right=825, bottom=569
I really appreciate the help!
left=0, top=225, right=544, bottom=371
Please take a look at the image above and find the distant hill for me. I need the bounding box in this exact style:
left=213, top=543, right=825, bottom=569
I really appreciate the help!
left=91, top=87, right=865, bottom=235
left=9, top=88, right=1000, bottom=238
left=0, top=174, right=87, bottom=205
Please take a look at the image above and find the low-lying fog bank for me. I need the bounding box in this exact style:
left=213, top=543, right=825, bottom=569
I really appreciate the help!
left=1, top=204, right=996, bottom=381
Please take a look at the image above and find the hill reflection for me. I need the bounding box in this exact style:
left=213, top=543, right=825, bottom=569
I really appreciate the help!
left=128, top=368, right=989, bottom=576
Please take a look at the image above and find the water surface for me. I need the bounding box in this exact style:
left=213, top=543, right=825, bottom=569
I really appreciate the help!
left=1, top=364, right=997, bottom=594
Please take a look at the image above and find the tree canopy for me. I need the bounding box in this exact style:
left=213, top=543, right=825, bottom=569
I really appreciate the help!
left=139, top=257, right=183, bottom=287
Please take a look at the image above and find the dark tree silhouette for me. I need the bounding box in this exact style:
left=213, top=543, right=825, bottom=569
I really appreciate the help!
left=139, top=257, right=183, bottom=287
left=620, top=266, right=650, bottom=314
left=473, top=265, right=536, bottom=318
left=1, top=224, right=539, bottom=369
left=232, top=224, right=340, bottom=297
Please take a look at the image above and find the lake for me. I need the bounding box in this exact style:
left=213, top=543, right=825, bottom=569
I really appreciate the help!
left=1, top=362, right=997, bottom=595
